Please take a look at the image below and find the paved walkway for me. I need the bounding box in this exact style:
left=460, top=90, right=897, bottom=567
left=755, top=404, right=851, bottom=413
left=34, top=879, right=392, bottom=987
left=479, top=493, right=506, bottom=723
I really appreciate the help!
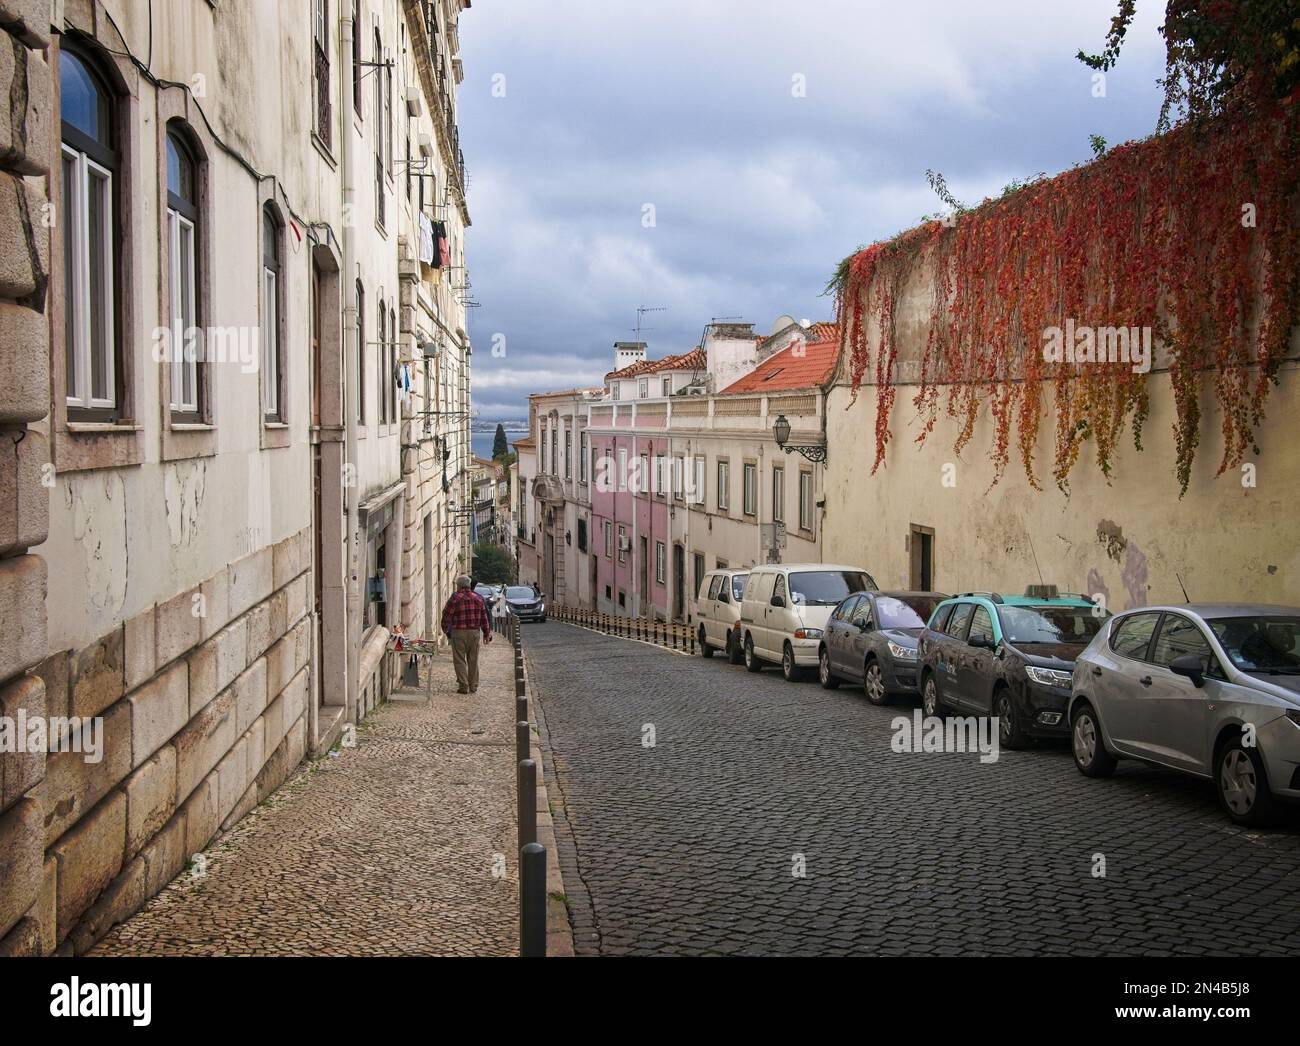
left=95, top=636, right=519, bottom=956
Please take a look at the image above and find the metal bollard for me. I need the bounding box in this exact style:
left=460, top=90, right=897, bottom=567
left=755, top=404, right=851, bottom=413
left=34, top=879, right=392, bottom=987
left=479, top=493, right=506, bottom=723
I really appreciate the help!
left=515, top=666, right=525, bottom=698
left=516, top=719, right=530, bottom=765
left=516, top=694, right=528, bottom=725
left=520, top=841, right=547, bottom=957
left=518, top=758, right=537, bottom=852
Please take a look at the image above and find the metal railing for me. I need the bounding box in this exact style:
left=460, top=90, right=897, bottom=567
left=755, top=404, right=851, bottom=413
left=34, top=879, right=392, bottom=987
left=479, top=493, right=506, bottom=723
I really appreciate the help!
left=550, top=604, right=697, bottom=655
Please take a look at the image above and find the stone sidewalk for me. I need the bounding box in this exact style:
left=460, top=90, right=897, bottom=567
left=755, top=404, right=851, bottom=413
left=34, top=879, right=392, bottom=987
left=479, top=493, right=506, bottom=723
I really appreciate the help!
left=93, top=635, right=523, bottom=956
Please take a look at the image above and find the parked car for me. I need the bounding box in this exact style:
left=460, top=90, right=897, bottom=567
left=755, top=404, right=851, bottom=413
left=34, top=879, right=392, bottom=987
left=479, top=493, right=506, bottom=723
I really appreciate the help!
left=918, top=591, right=1108, bottom=748
left=1069, top=604, right=1300, bottom=826
left=501, top=585, right=546, bottom=623
left=474, top=583, right=502, bottom=606
left=740, top=564, right=878, bottom=681
left=695, top=569, right=750, bottom=664
left=818, top=591, right=949, bottom=703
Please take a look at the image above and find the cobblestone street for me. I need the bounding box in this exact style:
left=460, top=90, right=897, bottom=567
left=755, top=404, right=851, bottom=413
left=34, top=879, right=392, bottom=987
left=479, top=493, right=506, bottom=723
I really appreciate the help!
left=93, top=639, right=518, bottom=957
left=527, top=621, right=1300, bottom=956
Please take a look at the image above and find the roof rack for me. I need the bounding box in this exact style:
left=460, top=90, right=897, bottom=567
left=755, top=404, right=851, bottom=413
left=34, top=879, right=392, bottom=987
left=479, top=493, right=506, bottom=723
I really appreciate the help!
left=954, top=591, right=1004, bottom=604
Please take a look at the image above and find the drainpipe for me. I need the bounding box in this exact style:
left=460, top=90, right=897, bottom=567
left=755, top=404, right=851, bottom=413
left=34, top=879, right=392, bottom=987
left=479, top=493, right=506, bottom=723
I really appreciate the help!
left=341, top=7, right=360, bottom=726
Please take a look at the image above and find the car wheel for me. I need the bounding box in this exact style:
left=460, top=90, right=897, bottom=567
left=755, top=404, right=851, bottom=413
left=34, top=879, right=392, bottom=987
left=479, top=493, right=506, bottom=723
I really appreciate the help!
left=995, top=689, right=1029, bottom=750
left=863, top=658, right=888, bottom=706
left=699, top=626, right=714, bottom=658
left=921, top=673, right=945, bottom=719
left=726, top=631, right=744, bottom=665
left=744, top=635, right=763, bottom=673
left=1215, top=737, right=1280, bottom=827
left=1070, top=702, right=1116, bottom=778
left=782, top=642, right=800, bottom=682
left=818, top=647, right=840, bottom=689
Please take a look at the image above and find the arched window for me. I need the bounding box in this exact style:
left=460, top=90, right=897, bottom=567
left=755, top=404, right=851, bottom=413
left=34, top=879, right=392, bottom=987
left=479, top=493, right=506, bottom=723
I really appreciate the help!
left=166, top=126, right=201, bottom=418
left=60, top=45, right=119, bottom=417
left=262, top=206, right=282, bottom=420
left=355, top=280, right=365, bottom=422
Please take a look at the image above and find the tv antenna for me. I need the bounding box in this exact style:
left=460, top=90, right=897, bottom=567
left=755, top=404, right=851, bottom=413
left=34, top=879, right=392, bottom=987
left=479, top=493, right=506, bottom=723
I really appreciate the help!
left=633, top=306, right=666, bottom=340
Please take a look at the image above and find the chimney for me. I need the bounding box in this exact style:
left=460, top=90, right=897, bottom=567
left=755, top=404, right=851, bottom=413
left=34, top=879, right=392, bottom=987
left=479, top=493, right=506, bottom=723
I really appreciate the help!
left=613, top=341, right=647, bottom=371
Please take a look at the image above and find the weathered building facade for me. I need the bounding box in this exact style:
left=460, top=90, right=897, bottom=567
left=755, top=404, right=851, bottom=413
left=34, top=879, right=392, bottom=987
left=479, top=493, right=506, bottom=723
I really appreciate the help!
left=0, top=0, right=473, bottom=956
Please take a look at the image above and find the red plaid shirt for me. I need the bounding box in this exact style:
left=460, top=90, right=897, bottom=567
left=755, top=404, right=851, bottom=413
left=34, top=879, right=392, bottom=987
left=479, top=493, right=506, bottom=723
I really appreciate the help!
left=442, top=588, right=491, bottom=638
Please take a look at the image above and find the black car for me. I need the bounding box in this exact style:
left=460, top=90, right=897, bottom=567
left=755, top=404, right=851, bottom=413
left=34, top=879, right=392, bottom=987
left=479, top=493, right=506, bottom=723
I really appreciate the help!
left=502, top=585, right=546, bottom=622
left=917, top=592, right=1108, bottom=747
left=818, top=591, right=948, bottom=703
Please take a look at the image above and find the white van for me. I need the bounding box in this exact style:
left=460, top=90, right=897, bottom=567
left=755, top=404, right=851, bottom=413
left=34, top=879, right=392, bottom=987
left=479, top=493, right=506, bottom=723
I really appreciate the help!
left=740, top=563, right=878, bottom=680
left=695, top=568, right=750, bottom=664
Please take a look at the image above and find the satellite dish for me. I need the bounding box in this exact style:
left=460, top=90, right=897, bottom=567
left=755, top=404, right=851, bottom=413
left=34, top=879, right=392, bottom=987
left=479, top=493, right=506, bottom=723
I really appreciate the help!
left=771, top=314, right=797, bottom=335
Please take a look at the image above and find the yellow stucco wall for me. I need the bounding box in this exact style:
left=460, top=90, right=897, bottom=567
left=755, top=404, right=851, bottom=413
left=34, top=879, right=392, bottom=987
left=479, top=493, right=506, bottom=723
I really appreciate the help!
left=823, top=364, right=1300, bottom=610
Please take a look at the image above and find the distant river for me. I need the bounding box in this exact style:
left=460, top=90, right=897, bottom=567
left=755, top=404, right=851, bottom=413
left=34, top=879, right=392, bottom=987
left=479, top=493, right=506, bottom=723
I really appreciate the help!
left=471, top=429, right=525, bottom=461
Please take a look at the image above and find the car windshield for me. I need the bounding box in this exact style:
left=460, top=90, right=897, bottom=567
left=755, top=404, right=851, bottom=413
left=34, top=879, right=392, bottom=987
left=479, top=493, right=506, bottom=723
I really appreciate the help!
left=997, top=605, right=1105, bottom=645
left=788, top=570, right=877, bottom=607
left=731, top=575, right=748, bottom=600
left=505, top=587, right=536, bottom=600
left=1207, top=616, right=1300, bottom=672
left=876, top=595, right=943, bottom=629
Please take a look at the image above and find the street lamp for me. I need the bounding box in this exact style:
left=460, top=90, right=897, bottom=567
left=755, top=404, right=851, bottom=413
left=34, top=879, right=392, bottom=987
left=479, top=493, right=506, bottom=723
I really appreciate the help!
left=772, top=413, right=827, bottom=463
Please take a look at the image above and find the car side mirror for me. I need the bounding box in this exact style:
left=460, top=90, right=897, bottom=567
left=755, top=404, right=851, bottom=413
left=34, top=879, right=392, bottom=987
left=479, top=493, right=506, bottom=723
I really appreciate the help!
left=856, top=620, right=869, bottom=632
left=968, top=635, right=993, bottom=649
left=1169, top=653, right=1205, bottom=688
left=771, top=596, right=785, bottom=609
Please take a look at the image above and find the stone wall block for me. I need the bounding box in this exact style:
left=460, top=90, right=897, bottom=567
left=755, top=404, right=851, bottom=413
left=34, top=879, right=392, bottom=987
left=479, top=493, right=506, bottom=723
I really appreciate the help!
left=0, top=795, right=42, bottom=939
left=0, top=553, right=45, bottom=679
left=125, top=744, right=176, bottom=859
left=126, top=661, right=187, bottom=769
left=51, top=791, right=126, bottom=944
left=37, top=699, right=130, bottom=847
left=0, top=671, right=43, bottom=812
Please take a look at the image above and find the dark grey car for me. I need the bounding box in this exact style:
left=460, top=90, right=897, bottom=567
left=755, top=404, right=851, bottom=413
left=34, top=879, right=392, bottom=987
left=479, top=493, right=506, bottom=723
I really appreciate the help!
left=818, top=591, right=948, bottom=704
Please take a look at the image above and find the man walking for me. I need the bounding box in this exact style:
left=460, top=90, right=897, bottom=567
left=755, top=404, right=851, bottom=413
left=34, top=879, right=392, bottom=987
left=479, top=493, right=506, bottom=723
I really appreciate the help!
left=442, top=574, right=493, bottom=694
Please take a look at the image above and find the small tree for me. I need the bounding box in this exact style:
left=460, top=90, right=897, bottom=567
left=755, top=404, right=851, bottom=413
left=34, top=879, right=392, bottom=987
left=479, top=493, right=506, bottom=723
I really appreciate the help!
left=472, top=542, right=515, bottom=585
left=492, top=423, right=509, bottom=460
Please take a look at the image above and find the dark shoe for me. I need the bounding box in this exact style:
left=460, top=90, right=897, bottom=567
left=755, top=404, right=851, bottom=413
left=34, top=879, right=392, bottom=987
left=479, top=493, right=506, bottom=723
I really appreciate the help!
left=457, top=687, right=469, bottom=694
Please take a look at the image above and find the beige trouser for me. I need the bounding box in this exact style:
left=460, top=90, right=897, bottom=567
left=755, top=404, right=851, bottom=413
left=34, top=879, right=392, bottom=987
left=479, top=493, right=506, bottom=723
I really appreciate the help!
left=450, top=628, right=482, bottom=692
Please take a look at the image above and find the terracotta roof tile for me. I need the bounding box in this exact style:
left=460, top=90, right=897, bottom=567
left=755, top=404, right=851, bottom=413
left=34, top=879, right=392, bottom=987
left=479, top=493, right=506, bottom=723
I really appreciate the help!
left=720, top=325, right=839, bottom=394
left=605, top=347, right=706, bottom=381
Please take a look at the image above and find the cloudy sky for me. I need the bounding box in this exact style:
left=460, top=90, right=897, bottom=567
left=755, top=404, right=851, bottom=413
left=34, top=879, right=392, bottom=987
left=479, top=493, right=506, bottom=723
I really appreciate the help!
left=457, top=0, right=1170, bottom=420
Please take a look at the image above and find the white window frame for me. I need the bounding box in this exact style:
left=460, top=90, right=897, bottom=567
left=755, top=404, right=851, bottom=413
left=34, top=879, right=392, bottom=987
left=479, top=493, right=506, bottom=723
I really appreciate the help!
left=772, top=465, right=785, bottom=523
left=691, top=456, right=705, bottom=506
left=63, top=146, right=117, bottom=411
left=655, top=541, right=666, bottom=584
left=799, top=470, right=814, bottom=531
left=638, top=378, right=648, bottom=398
left=262, top=261, right=279, bottom=418
left=743, top=462, right=757, bottom=516
left=579, top=430, right=588, bottom=482
left=717, top=459, right=729, bottom=511
left=603, top=520, right=612, bottom=558
left=168, top=208, right=199, bottom=414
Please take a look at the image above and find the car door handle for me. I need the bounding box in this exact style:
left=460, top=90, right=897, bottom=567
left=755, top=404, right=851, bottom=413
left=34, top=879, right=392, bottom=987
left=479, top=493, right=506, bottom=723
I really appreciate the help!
left=1139, top=675, right=1152, bottom=687
left=1091, top=666, right=1102, bottom=677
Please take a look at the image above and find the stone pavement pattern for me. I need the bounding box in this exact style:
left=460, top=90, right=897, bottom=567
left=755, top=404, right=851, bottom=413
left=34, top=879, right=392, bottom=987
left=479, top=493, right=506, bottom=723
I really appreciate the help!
left=94, top=638, right=518, bottom=956
left=527, top=621, right=1300, bottom=956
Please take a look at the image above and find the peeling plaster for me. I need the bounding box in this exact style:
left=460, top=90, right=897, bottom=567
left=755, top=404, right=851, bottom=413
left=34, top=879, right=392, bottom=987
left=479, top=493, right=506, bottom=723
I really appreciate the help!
left=1096, top=519, right=1127, bottom=563
left=164, top=459, right=208, bottom=550
left=63, top=472, right=128, bottom=621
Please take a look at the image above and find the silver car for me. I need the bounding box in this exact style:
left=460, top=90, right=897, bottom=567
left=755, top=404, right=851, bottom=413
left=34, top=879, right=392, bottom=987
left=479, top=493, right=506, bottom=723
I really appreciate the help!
left=1069, top=604, right=1300, bottom=826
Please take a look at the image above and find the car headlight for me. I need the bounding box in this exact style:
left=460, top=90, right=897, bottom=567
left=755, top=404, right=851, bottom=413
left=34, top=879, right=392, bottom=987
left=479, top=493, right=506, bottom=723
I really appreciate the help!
left=1025, top=666, right=1072, bottom=688
left=887, top=641, right=918, bottom=660
left=793, top=628, right=823, bottom=640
